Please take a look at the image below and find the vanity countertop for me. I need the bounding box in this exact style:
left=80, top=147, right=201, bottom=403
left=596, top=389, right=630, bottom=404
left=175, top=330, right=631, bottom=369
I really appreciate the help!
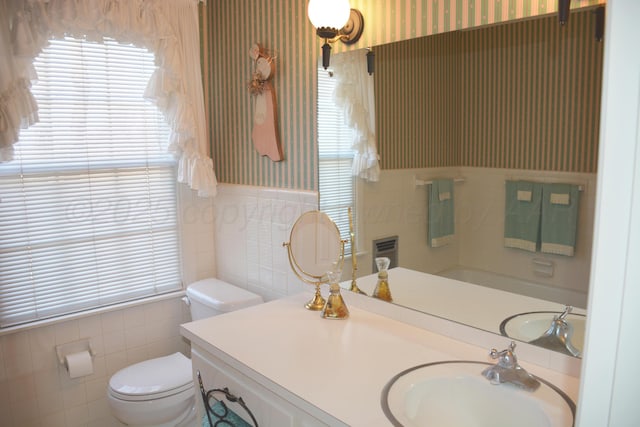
left=345, top=267, right=587, bottom=335
left=181, top=292, right=580, bottom=426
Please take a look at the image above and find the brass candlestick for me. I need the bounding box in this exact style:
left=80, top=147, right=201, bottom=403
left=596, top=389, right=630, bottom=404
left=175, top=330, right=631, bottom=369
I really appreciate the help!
left=348, top=207, right=366, bottom=295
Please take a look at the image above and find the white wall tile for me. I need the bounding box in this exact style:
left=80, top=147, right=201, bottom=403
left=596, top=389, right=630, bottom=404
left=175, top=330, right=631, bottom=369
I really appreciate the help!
left=104, top=351, right=128, bottom=377
left=125, top=346, right=149, bottom=365
left=38, top=384, right=65, bottom=416
left=36, top=368, right=61, bottom=394
left=77, top=316, right=102, bottom=339
left=87, top=398, right=113, bottom=422
left=86, top=355, right=107, bottom=382
left=47, top=411, right=69, bottom=427
left=0, top=341, right=6, bottom=383
left=30, top=342, right=58, bottom=373
left=11, top=398, right=40, bottom=427
left=271, top=269, right=288, bottom=294
left=0, top=384, right=11, bottom=417
left=101, top=330, right=125, bottom=355
left=214, top=184, right=319, bottom=301
left=62, top=382, right=87, bottom=408
left=124, top=325, right=148, bottom=349
left=8, top=373, right=36, bottom=403
left=358, top=166, right=595, bottom=302
left=100, top=311, right=124, bottom=334
left=2, top=332, right=33, bottom=379
left=55, top=320, right=81, bottom=344
left=457, top=167, right=595, bottom=297
left=11, top=381, right=41, bottom=426
left=64, top=404, right=89, bottom=427
left=46, top=411, right=68, bottom=427
left=120, top=306, right=146, bottom=328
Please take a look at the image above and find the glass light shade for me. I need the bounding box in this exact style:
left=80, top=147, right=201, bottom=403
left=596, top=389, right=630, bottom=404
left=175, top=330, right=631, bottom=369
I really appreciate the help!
left=307, top=0, right=350, bottom=30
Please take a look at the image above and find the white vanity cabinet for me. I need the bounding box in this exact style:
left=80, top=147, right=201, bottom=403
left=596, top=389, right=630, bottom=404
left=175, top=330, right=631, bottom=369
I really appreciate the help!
left=191, top=345, right=346, bottom=427
left=181, top=293, right=581, bottom=427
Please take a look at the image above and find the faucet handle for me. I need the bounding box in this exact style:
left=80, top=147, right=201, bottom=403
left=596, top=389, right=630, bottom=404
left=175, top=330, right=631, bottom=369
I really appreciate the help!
left=488, top=341, right=518, bottom=368
left=483, top=341, right=541, bottom=391
left=555, top=305, right=573, bottom=321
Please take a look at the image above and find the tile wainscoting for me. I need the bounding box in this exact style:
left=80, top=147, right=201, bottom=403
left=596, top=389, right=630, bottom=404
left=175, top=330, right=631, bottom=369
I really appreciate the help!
left=213, top=184, right=319, bottom=302
left=0, top=185, right=217, bottom=427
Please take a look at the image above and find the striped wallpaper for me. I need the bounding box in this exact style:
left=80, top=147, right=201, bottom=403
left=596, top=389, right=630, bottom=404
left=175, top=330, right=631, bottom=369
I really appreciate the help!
left=200, top=0, right=318, bottom=191
left=341, top=0, right=606, bottom=51
left=375, top=9, right=603, bottom=172
left=200, top=0, right=605, bottom=190
left=375, top=32, right=460, bottom=169
left=459, top=10, right=603, bottom=171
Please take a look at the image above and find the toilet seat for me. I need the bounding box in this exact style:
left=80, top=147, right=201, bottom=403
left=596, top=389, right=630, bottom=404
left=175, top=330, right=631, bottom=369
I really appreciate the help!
left=109, top=352, right=193, bottom=401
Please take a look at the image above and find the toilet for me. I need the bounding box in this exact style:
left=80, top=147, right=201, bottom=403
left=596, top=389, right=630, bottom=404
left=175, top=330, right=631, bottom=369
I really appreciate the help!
left=107, top=279, right=263, bottom=427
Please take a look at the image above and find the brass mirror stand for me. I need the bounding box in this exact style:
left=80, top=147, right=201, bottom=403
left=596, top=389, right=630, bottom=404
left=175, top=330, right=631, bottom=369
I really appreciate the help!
left=307, top=285, right=326, bottom=310
left=282, top=241, right=326, bottom=310
left=283, top=210, right=345, bottom=311
left=283, top=240, right=345, bottom=310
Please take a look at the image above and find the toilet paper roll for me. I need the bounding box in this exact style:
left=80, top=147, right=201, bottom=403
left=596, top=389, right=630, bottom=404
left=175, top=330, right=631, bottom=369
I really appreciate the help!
left=65, top=350, right=94, bottom=379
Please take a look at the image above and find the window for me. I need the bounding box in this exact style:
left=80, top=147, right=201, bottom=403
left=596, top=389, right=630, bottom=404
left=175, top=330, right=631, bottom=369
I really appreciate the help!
left=0, top=37, right=181, bottom=328
left=317, top=67, right=356, bottom=255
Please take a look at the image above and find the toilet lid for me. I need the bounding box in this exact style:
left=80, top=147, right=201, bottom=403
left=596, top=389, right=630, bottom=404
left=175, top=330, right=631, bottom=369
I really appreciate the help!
left=109, top=352, right=194, bottom=401
left=187, top=278, right=263, bottom=312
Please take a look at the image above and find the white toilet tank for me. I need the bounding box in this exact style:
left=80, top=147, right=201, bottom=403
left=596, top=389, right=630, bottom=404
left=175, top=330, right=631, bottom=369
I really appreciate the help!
left=186, top=278, right=263, bottom=320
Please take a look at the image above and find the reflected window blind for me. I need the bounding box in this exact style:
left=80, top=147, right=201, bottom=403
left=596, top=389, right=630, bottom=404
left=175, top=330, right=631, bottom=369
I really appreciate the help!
left=317, top=67, right=355, bottom=255
left=0, top=37, right=181, bottom=328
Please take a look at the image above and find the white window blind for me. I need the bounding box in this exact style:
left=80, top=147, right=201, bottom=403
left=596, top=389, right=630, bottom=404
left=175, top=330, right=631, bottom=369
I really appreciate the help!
left=317, top=67, right=355, bottom=255
left=0, top=37, right=181, bottom=328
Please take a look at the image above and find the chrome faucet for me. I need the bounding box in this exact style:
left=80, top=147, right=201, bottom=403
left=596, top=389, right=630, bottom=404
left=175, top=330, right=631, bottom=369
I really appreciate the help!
left=528, top=305, right=581, bottom=357
left=481, top=341, right=541, bottom=392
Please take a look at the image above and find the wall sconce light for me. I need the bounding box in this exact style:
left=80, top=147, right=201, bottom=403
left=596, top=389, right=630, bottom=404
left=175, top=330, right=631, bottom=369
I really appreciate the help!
left=366, top=48, right=375, bottom=75
left=308, top=0, right=365, bottom=69
left=558, top=0, right=571, bottom=25
left=593, top=6, right=605, bottom=42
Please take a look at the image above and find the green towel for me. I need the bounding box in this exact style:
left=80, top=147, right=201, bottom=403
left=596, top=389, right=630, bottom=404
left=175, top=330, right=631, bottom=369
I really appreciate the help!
left=428, top=179, right=454, bottom=247
left=541, top=183, right=580, bottom=256
left=504, top=180, right=542, bottom=252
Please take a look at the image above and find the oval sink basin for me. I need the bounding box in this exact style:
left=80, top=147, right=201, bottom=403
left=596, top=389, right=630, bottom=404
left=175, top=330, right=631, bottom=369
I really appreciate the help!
left=382, top=361, right=575, bottom=427
left=500, top=311, right=586, bottom=355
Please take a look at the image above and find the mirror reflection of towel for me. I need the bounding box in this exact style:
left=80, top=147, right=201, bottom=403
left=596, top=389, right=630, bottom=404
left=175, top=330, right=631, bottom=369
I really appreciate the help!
left=428, top=179, right=454, bottom=248
left=541, top=183, right=580, bottom=256
left=504, top=181, right=542, bottom=252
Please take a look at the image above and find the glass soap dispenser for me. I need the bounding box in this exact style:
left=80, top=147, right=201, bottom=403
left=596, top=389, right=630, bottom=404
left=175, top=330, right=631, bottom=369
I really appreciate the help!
left=373, top=257, right=393, bottom=302
left=321, top=265, right=349, bottom=319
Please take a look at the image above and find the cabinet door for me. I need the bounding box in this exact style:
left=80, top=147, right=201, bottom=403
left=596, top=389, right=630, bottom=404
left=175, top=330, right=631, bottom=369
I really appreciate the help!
left=192, top=347, right=331, bottom=427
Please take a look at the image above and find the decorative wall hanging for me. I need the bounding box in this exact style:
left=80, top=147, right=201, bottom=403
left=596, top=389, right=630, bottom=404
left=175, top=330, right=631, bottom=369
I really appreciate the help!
left=248, top=44, right=283, bottom=162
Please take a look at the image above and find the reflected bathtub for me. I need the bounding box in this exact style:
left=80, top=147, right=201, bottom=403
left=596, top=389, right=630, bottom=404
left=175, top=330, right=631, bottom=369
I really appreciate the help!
left=437, top=267, right=587, bottom=309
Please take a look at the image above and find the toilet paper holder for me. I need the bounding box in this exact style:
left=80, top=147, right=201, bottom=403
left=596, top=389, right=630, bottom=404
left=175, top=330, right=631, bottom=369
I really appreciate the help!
left=55, top=339, right=95, bottom=366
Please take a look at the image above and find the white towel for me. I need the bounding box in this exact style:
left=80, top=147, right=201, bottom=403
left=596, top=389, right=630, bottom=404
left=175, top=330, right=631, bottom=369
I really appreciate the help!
left=550, top=193, right=570, bottom=205
left=517, top=190, right=532, bottom=201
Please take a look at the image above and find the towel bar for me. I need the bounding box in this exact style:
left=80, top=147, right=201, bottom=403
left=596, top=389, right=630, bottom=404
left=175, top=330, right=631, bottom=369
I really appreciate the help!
left=504, top=180, right=584, bottom=192
left=415, top=177, right=465, bottom=187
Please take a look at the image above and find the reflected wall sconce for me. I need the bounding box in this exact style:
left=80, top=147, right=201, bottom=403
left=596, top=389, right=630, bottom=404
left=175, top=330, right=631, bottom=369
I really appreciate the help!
left=593, top=6, right=605, bottom=42
left=366, top=48, right=375, bottom=75
left=558, top=0, right=571, bottom=25
left=308, top=0, right=365, bottom=69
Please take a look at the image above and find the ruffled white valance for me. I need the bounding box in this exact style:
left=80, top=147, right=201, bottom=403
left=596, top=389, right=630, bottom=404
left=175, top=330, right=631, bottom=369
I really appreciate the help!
left=1, top=0, right=217, bottom=196
left=331, top=49, right=380, bottom=182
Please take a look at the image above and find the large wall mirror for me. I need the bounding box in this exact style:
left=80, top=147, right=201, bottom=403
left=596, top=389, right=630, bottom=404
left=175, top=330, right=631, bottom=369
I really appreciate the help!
left=318, top=8, right=604, bottom=357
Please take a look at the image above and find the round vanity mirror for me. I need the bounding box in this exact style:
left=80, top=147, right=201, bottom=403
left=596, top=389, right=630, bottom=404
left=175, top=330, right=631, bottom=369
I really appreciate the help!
left=284, top=210, right=344, bottom=310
